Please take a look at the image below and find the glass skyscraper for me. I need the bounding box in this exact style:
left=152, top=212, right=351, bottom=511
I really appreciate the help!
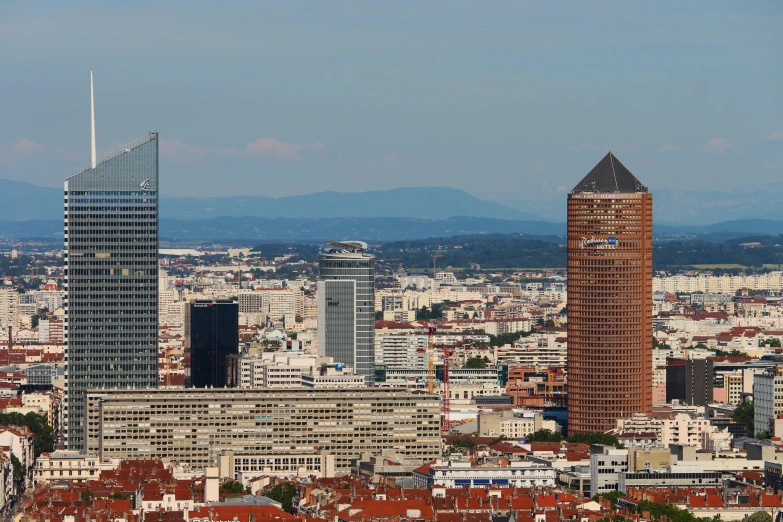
left=318, top=241, right=375, bottom=386
left=184, top=299, right=239, bottom=388
left=64, top=132, right=159, bottom=450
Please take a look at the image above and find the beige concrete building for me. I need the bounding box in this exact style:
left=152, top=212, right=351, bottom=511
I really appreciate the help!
left=447, top=382, right=503, bottom=406
left=227, top=353, right=320, bottom=388
left=616, top=412, right=717, bottom=449
left=477, top=410, right=556, bottom=439
left=626, top=447, right=670, bottom=472
left=218, top=450, right=336, bottom=482
left=33, top=451, right=99, bottom=484
left=86, top=388, right=440, bottom=475
left=238, top=289, right=303, bottom=320
left=301, top=363, right=365, bottom=389
left=225, top=353, right=363, bottom=389
left=0, top=288, right=19, bottom=329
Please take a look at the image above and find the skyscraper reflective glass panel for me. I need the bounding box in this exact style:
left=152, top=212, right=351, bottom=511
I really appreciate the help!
left=318, top=248, right=375, bottom=386
left=185, top=300, right=238, bottom=388
left=64, top=132, right=159, bottom=450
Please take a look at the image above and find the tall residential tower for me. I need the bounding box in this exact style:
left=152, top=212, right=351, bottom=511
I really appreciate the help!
left=567, top=152, right=652, bottom=433
left=318, top=241, right=375, bottom=385
left=64, top=73, right=159, bottom=449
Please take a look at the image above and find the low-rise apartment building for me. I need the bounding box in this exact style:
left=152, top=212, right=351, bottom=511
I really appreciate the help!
left=301, top=363, right=365, bottom=388
left=218, top=450, right=336, bottom=483
left=33, top=451, right=99, bottom=484
left=413, top=459, right=556, bottom=489
left=590, top=445, right=628, bottom=498
left=615, top=412, right=722, bottom=449
left=477, top=410, right=556, bottom=439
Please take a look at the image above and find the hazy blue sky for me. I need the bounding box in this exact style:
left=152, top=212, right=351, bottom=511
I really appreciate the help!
left=1, top=1, right=781, bottom=202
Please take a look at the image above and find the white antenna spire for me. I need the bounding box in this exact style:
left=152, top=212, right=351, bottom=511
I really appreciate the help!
left=90, top=70, right=96, bottom=168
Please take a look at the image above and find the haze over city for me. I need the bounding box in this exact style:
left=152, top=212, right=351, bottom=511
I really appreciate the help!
left=2, top=1, right=781, bottom=218
left=2, top=3, right=783, bottom=522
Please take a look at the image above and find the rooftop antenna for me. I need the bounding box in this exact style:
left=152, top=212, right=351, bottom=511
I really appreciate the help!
left=90, top=70, right=97, bottom=168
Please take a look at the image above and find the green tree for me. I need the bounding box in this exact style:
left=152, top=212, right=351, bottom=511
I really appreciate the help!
left=733, top=400, right=754, bottom=437
left=745, top=512, right=773, bottom=522
left=543, top=319, right=556, bottom=328
left=762, top=338, right=782, bottom=348
left=568, top=432, right=623, bottom=448
left=374, top=311, right=383, bottom=320
left=416, top=306, right=432, bottom=321
left=221, top=479, right=247, bottom=494
left=264, top=482, right=297, bottom=512
left=653, top=339, right=670, bottom=349
left=636, top=501, right=698, bottom=522
left=526, top=429, right=563, bottom=443
left=11, top=454, right=25, bottom=490
left=450, top=438, right=477, bottom=450
left=592, top=491, right=624, bottom=508
left=0, top=412, right=54, bottom=457
left=489, top=331, right=530, bottom=347
left=714, top=349, right=745, bottom=357
left=419, top=302, right=450, bottom=321
left=464, top=357, right=487, bottom=369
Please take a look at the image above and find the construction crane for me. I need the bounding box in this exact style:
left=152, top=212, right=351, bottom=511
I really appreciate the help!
left=431, top=253, right=444, bottom=279
left=164, top=347, right=173, bottom=387
left=442, top=346, right=451, bottom=432
left=427, top=326, right=436, bottom=394
left=425, top=325, right=458, bottom=432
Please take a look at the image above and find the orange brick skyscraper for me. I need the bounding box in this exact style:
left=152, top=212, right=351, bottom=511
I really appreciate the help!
left=567, top=152, right=653, bottom=434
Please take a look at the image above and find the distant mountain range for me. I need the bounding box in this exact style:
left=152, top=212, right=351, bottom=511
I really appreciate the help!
left=0, top=179, right=537, bottom=221
left=3, top=215, right=783, bottom=243
left=499, top=184, right=783, bottom=226
left=0, top=216, right=565, bottom=242
left=1, top=178, right=782, bottom=242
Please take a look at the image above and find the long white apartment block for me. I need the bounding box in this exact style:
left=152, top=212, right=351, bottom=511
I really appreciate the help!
left=86, top=387, right=441, bottom=475
left=654, top=273, right=783, bottom=293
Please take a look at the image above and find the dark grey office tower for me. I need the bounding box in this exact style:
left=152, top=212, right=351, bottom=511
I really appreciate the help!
left=185, top=300, right=239, bottom=388
left=64, top=132, right=159, bottom=450
left=666, top=358, right=714, bottom=406
left=318, top=241, right=375, bottom=386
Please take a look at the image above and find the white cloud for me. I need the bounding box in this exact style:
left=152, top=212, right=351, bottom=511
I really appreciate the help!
left=11, top=139, right=45, bottom=155
left=660, top=144, right=681, bottom=151
left=159, top=139, right=206, bottom=162
left=703, top=138, right=729, bottom=154
left=245, top=137, right=325, bottom=160
left=160, top=137, right=326, bottom=163
left=769, top=131, right=783, bottom=142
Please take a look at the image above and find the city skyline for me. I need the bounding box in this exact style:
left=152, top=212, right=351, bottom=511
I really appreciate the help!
left=2, top=2, right=783, bottom=517
left=1, top=2, right=781, bottom=203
